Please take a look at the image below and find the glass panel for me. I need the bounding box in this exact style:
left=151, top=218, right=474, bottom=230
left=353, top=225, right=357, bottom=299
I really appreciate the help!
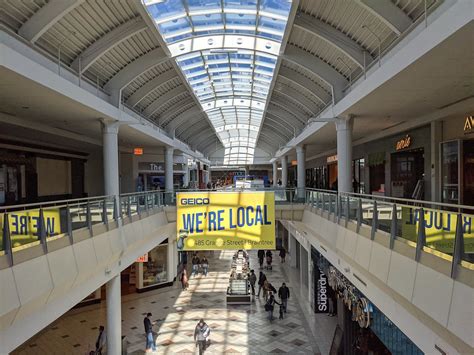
left=142, top=244, right=168, bottom=287
left=441, top=141, right=459, bottom=204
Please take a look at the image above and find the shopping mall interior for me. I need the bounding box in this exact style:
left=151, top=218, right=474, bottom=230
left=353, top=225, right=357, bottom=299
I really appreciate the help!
left=0, top=0, right=473, bottom=354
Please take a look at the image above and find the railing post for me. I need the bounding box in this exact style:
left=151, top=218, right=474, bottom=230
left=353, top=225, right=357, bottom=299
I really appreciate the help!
left=102, top=197, right=108, bottom=226
left=345, top=196, right=350, bottom=227
left=66, top=205, right=73, bottom=243
left=451, top=213, right=465, bottom=279
left=2, top=213, right=13, bottom=266
left=311, top=192, right=314, bottom=207
left=86, top=200, right=92, bottom=236
left=337, top=194, right=342, bottom=223
left=415, top=208, right=426, bottom=261
left=136, top=194, right=141, bottom=216
left=370, top=200, right=378, bottom=240
left=113, top=196, right=118, bottom=221
left=390, top=203, right=397, bottom=249
left=127, top=196, right=131, bottom=218
left=38, top=208, right=48, bottom=253
left=357, top=198, right=362, bottom=232
left=145, top=192, right=149, bottom=213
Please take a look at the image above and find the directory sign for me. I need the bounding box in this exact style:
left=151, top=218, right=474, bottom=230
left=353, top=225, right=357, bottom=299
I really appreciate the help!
left=176, top=191, right=275, bottom=250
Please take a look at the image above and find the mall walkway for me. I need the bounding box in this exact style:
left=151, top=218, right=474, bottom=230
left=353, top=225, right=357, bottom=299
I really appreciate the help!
left=13, top=250, right=335, bottom=354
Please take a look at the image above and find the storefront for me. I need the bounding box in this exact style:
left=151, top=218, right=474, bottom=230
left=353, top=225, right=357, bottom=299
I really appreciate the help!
left=311, top=248, right=422, bottom=355
left=439, top=115, right=474, bottom=205
left=137, top=161, right=187, bottom=191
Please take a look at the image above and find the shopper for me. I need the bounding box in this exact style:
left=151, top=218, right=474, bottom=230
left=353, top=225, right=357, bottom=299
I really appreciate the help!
left=257, top=271, right=266, bottom=297
left=180, top=269, right=189, bottom=290
left=94, top=325, right=106, bottom=355
left=263, top=279, right=270, bottom=301
left=144, top=313, right=156, bottom=352
left=278, top=282, right=290, bottom=313
left=248, top=269, right=257, bottom=295
left=257, top=249, right=265, bottom=269
left=265, top=292, right=278, bottom=321
left=265, top=252, right=273, bottom=270
left=191, top=253, right=200, bottom=277
left=194, top=318, right=211, bottom=355
left=327, top=286, right=336, bottom=317
left=279, top=248, right=286, bottom=263
left=201, top=256, right=209, bottom=276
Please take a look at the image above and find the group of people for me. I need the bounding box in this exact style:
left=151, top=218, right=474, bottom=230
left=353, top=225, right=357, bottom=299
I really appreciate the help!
left=257, top=248, right=286, bottom=270
left=179, top=253, right=210, bottom=290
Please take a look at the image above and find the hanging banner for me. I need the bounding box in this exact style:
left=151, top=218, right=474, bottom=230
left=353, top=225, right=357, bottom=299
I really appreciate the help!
left=176, top=191, right=275, bottom=250
left=401, top=207, right=474, bottom=253
left=0, top=209, right=61, bottom=249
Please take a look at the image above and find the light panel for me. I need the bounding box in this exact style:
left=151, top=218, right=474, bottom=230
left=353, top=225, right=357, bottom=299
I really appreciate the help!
left=144, top=0, right=292, bottom=165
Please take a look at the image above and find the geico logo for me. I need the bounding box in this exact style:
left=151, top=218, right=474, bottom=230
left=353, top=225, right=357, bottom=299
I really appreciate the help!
left=181, top=198, right=210, bottom=205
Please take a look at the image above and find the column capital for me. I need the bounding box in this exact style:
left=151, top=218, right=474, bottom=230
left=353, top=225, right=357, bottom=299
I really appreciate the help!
left=100, top=118, right=120, bottom=134
left=165, top=146, right=174, bottom=154
left=334, top=115, right=354, bottom=131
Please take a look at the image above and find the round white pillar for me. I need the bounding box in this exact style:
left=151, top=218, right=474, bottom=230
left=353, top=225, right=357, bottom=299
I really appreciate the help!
left=296, top=145, right=305, bottom=199
left=106, top=274, right=121, bottom=354
left=281, top=156, right=288, bottom=187
left=335, top=117, right=353, bottom=192
left=272, top=161, right=278, bottom=187
left=165, top=147, right=174, bottom=192
left=101, top=121, right=120, bottom=197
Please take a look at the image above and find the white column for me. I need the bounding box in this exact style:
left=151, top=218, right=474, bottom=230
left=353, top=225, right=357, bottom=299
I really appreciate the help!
left=183, top=163, right=189, bottom=187
left=167, top=240, right=176, bottom=282
left=165, top=147, right=174, bottom=192
left=431, top=121, right=443, bottom=202
left=106, top=274, right=121, bottom=354
left=289, top=235, right=297, bottom=268
left=296, top=145, right=305, bottom=199
left=281, top=156, right=288, bottom=187
left=272, top=161, right=278, bottom=187
left=101, top=120, right=120, bottom=196
left=335, top=116, right=353, bottom=192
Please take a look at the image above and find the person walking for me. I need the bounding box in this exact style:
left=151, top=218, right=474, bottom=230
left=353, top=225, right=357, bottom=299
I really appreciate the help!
left=257, top=249, right=265, bottom=269
left=278, top=282, right=290, bottom=313
left=248, top=269, right=257, bottom=296
left=144, top=313, right=156, bottom=352
left=94, top=325, right=106, bottom=355
left=191, top=253, right=200, bottom=277
left=201, top=256, right=209, bottom=276
left=257, top=271, right=266, bottom=297
left=279, top=248, right=286, bottom=263
left=263, top=279, right=271, bottom=301
left=194, top=319, right=211, bottom=355
left=265, top=292, right=278, bottom=321
left=327, top=285, right=336, bottom=316
left=180, top=268, right=189, bottom=290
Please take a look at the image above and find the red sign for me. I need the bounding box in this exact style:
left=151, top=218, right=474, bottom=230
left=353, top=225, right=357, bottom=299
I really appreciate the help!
left=136, top=254, right=148, bottom=262
left=134, top=148, right=144, bottom=155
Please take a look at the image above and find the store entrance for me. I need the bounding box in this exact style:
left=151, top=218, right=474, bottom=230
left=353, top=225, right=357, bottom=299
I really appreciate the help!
left=390, top=148, right=424, bottom=199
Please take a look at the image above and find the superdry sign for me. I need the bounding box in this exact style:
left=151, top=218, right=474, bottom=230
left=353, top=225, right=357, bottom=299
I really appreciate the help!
left=315, top=268, right=328, bottom=313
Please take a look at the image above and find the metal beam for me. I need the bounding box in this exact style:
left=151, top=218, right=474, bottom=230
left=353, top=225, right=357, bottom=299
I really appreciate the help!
left=294, top=13, right=372, bottom=68
left=273, top=83, right=320, bottom=114
left=197, top=137, right=222, bottom=153
left=283, top=44, right=348, bottom=102
left=265, top=114, right=297, bottom=136
left=18, top=0, right=84, bottom=43
left=266, top=108, right=304, bottom=133
left=258, top=134, right=282, bottom=149
left=179, top=120, right=210, bottom=141
left=261, top=123, right=292, bottom=142
left=144, top=86, right=188, bottom=117
left=71, top=18, right=147, bottom=72
left=278, top=66, right=331, bottom=104
left=104, top=47, right=168, bottom=104
left=188, top=129, right=217, bottom=147
left=271, top=89, right=316, bottom=116
left=356, top=0, right=412, bottom=35
left=165, top=106, right=203, bottom=132
left=127, top=69, right=177, bottom=107
left=268, top=102, right=307, bottom=126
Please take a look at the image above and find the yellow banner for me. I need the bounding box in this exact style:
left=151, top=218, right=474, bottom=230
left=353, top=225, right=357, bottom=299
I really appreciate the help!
left=401, top=207, right=474, bottom=253
left=176, top=191, right=275, bottom=250
left=0, top=209, right=61, bottom=248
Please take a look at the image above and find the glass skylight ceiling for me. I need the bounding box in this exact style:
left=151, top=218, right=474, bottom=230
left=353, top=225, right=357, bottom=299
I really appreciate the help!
left=143, top=0, right=292, bottom=165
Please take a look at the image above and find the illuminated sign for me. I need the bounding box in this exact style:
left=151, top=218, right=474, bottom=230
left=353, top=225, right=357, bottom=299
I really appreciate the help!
left=315, top=268, right=328, bottom=313
left=136, top=254, right=149, bottom=263
left=134, top=148, right=144, bottom=155
left=327, top=155, right=338, bottom=163
left=291, top=160, right=298, bottom=166
left=396, top=135, right=411, bottom=151
left=176, top=191, right=275, bottom=250
left=464, top=115, right=474, bottom=134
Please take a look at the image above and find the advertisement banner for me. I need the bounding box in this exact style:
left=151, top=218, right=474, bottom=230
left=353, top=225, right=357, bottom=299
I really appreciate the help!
left=176, top=191, right=275, bottom=250
left=0, top=209, right=61, bottom=249
left=401, top=207, right=474, bottom=253
left=315, top=267, right=329, bottom=313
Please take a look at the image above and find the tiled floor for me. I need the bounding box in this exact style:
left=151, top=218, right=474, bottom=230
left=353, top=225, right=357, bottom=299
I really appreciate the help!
left=13, top=250, right=336, bottom=354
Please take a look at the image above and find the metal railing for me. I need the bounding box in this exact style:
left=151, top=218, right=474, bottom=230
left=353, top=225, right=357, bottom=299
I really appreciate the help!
left=305, top=188, right=474, bottom=278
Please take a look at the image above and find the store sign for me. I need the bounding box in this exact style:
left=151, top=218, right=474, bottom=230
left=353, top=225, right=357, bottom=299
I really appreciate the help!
left=291, top=160, right=298, bottom=166
left=395, top=135, right=412, bottom=150
left=0, top=209, right=61, bottom=248
left=327, top=155, right=338, bottom=163
left=176, top=191, right=275, bottom=250
left=138, top=162, right=164, bottom=171
left=134, top=147, right=143, bottom=155
left=401, top=207, right=474, bottom=253
left=464, top=115, right=474, bottom=134
left=136, top=254, right=149, bottom=263
left=315, top=268, right=328, bottom=313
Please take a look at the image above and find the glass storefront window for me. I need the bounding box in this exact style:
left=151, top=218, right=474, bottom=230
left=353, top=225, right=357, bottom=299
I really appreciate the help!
left=142, top=244, right=168, bottom=288
left=353, top=158, right=365, bottom=194
left=441, top=140, right=460, bottom=204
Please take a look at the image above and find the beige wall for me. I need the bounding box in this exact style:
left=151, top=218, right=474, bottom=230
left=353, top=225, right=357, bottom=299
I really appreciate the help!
left=36, top=158, right=71, bottom=196
left=84, top=149, right=103, bottom=197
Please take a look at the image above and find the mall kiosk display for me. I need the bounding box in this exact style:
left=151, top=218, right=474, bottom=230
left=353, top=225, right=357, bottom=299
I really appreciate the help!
left=226, top=250, right=251, bottom=304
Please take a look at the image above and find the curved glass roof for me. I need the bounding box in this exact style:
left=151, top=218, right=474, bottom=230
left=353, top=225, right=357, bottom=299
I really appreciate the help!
left=143, top=0, right=292, bottom=165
